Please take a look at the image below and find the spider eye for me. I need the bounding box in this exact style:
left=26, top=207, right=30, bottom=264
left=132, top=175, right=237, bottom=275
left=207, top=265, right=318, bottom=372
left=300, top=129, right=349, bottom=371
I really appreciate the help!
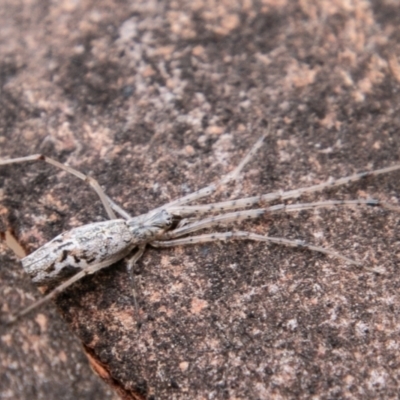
left=156, top=209, right=173, bottom=228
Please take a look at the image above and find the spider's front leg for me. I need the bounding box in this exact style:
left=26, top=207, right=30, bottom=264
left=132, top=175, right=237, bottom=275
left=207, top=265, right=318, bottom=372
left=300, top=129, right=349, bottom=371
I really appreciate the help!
left=155, top=198, right=400, bottom=267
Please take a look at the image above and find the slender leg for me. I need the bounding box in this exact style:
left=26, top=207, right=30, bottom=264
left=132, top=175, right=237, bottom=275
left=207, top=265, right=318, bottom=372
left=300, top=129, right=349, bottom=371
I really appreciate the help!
left=166, top=167, right=400, bottom=217
left=164, top=199, right=399, bottom=239
left=3, top=249, right=133, bottom=325
left=0, top=154, right=131, bottom=220
left=105, top=195, right=132, bottom=219
left=159, top=127, right=270, bottom=209
left=277, top=164, right=400, bottom=201
left=125, top=245, right=146, bottom=326
left=152, top=231, right=360, bottom=265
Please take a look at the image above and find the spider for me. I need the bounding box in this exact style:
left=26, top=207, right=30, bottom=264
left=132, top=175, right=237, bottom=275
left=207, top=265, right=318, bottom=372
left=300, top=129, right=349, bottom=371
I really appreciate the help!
left=1, top=126, right=399, bottom=324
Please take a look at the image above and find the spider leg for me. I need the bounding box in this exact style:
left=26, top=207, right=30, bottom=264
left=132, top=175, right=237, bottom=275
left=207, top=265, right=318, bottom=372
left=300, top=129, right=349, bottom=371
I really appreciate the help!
left=164, top=199, right=398, bottom=238
left=0, top=155, right=132, bottom=220
left=159, top=126, right=269, bottom=210
left=2, top=248, right=133, bottom=325
left=106, top=195, right=132, bottom=219
left=152, top=231, right=360, bottom=265
left=125, top=245, right=146, bottom=326
left=166, top=167, right=400, bottom=217
left=277, top=164, right=400, bottom=201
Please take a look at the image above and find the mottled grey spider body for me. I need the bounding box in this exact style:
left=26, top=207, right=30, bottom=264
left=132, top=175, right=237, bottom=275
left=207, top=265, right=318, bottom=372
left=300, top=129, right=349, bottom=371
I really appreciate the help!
left=1, top=129, right=399, bottom=324
left=23, top=209, right=173, bottom=285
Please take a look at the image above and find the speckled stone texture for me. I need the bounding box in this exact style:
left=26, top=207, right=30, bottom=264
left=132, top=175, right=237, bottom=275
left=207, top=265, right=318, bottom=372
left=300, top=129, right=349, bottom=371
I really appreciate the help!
left=1, top=1, right=400, bottom=399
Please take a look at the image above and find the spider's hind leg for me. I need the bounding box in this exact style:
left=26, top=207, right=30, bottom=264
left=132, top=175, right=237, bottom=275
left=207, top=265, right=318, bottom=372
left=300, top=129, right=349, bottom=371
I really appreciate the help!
left=0, top=154, right=132, bottom=220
